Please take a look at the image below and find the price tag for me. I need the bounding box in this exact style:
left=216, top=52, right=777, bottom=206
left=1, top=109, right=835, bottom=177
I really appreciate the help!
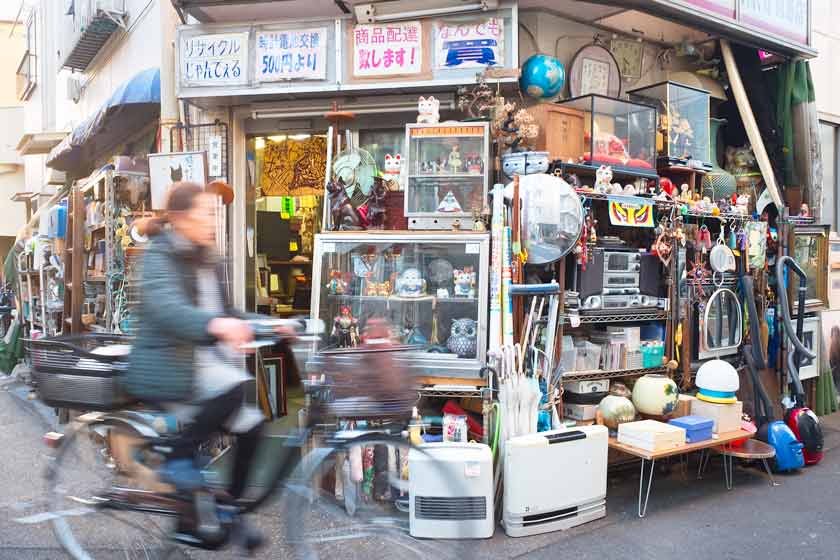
left=322, top=242, right=336, bottom=253
left=465, top=243, right=480, bottom=255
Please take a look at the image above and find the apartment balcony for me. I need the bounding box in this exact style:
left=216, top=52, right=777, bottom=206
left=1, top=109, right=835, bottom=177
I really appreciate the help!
left=61, top=0, right=127, bottom=72
left=16, top=51, right=36, bottom=102
left=0, top=107, right=25, bottom=167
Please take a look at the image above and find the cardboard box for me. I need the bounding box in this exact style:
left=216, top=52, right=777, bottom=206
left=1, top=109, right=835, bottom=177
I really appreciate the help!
left=690, top=399, right=743, bottom=434
left=529, top=104, right=585, bottom=163
left=563, top=379, right=609, bottom=394
left=563, top=402, right=598, bottom=421
left=618, top=420, right=686, bottom=452
left=672, top=394, right=697, bottom=418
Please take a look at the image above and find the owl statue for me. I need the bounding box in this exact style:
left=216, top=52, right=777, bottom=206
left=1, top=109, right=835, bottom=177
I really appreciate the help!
left=447, top=318, right=477, bottom=358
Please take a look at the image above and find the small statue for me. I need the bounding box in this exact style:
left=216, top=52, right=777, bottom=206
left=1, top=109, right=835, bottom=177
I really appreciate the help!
left=332, top=306, right=359, bottom=348
left=378, top=281, right=391, bottom=297
left=453, top=267, right=476, bottom=298
left=448, top=145, right=463, bottom=173
left=678, top=183, right=692, bottom=203
left=623, top=184, right=638, bottom=195
left=735, top=193, right=750, bottom=214
left=587, top=214, right=598, bottom=244
left=472, top=208, right=486, bottom=232
left=327, top=178, right=364, bottom=230
left=326, top=270, right=348, bottom=295
left=594, top=165, right=613, bottom=194
left=395, top=268, right=427, bottom=297
left=447, top=318, right=478, bottom=358
left=609, top=182, right=624, bottom=195
left=364, top=178, right=388, bottom=229
left=383, top=154, right=403, bottom=183
left=799, top=203, right=810, bottom=218
left=417, top=96, right=440, bottom=124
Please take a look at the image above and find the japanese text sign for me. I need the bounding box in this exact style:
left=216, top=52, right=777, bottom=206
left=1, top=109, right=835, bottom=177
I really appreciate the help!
left=435, top=18, right=503, bottom=70
left=181, top=32, right=249, bottom=86
left=256, top=28, right=328, bottom=81
left=353, top=21, right=422, bottom=77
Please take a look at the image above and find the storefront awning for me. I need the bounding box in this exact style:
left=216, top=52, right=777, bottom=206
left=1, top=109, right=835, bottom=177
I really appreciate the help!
left=47, top=68, right=161, bottom=174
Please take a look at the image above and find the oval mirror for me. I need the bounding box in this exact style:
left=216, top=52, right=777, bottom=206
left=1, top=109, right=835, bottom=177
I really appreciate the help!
left=699, top=288, right=742, bottom=358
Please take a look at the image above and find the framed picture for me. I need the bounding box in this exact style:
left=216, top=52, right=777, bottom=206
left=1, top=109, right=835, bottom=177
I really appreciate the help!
left=789, top=224, right=829, bottom=312
left=149, top=151, right=208, bottom=209
left=788, top=315, right=820, bottom=381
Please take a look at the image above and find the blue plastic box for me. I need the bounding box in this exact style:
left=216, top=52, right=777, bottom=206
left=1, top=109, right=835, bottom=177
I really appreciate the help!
left=668, top=415, right=714, bottom=443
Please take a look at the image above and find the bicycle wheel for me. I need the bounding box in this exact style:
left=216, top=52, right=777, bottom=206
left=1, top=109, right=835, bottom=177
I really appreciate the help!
left=47, top=419, right=182, bottom=560
left=281, top=434, right=485, bottom=560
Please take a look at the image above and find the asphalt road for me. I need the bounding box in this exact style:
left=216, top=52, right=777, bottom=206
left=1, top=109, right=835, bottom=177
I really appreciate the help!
left=2, top=382, right=840, bottom=560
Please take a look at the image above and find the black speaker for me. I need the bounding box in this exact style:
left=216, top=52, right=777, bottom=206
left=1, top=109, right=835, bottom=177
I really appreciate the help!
left=575, top=248, right=604, bottom=299
left=639, top=252, right=666, bottom=297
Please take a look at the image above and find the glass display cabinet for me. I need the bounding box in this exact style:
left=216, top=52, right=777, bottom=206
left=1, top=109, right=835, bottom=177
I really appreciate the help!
left=404, top=122, right=490, bottom=230
left=552, top=94, right=657, bottom=175
left=629, top=81, right=711, bottom=170
left=308, top=231, right=490, bottom=378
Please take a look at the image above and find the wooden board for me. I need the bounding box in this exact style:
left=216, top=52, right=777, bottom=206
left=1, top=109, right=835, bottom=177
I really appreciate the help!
left=608, top=429, right=753, bottom=461
left=417, top=376, right=487, bottom=387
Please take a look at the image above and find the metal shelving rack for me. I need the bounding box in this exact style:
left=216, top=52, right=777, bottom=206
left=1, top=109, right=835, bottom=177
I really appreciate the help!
left=561, top=365, right=667, bottom=383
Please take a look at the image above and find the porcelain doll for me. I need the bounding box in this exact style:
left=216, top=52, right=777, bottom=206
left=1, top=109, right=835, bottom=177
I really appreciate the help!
left=447, top=145, right=463, bottom=173
left=417, top=96, right=440, bottom=124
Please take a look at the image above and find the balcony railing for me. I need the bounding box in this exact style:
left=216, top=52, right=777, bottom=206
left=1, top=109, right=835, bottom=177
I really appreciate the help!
left=16, top=50, right=36, bottom=101
left=61, top=0, right=126, bottom=72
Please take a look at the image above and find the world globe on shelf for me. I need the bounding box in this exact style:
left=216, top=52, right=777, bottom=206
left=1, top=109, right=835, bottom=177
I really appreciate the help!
left=519, top=54, right=565, bottom=100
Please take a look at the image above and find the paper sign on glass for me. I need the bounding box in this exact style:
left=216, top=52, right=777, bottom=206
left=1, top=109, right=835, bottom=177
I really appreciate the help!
left=255, top=28, right=328, bottom=81
left=353, top=21, right=422, bottom=77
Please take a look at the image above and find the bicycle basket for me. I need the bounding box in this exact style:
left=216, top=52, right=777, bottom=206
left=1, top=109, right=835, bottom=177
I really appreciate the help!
left=27, top=334, right=132, bottom=411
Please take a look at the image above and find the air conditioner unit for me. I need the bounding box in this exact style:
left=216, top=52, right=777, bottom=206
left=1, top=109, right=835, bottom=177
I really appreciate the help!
left=503, top=425, right=608, bottom=537
left=409, top=442, right=494, bottom=539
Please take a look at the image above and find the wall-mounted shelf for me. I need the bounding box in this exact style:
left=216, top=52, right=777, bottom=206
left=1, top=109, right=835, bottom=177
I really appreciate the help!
left=561, top=365, right=667, bottom=382
left=565, top=310, right=670, bottom=324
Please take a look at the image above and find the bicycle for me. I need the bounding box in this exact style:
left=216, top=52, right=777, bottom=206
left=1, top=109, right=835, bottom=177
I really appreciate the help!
left=23, top=323, right=481, bottom=559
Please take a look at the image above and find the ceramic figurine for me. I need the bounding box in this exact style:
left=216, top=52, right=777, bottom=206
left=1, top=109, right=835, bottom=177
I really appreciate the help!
left=417, top=96, right=440, bottom=124
left=799, top=203, right=810, bottom=217
left=437, top=191, right=463, bottom=213
left=735, top=193, right=750, bottom=214
left=466, top=153, right=483, bottom=174
left=332, top=306, right=359, bottom=348
left=448, top=145, right=463, bottom=173
left=678, top=183, right=692, bottom=203
left=378, top=281, right=391, bottom=297
left=383, top=154, right=403, bottom=181
left=326, top=270, right=348, bottom=295
left=453, top=267, right=476, bottom=298
left=446, top=318, right=478, bottom=358
left=365, top=282, right=379, bottom=296
left=472, top=208, right=486, bottom=232
left=327, top=178, right=365, bottom=230
left=395, top=268, right=427, bottom=297
left=623, top=184, right=638, bottom=195
left=609, top=183, right=624, bottom=195
left=594, top=165, right=612, bottom=194
left=436, top=288, right=449, bottom=298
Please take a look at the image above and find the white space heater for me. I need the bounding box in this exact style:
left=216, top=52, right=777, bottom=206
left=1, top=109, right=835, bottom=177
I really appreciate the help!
left=409, top=442, right=494, bottom=539
left=503, top=425, right=608, bottom=537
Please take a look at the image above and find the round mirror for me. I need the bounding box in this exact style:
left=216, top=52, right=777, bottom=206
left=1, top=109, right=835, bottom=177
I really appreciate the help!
left=701, top=288, right=742, bottom=358
left=507, top=174, right=583, bottom=264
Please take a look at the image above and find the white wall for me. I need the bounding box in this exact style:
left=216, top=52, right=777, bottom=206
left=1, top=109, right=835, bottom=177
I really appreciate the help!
left=0, top=166, right=27, bottom=236
left=811, top=0, right=840, bottom=122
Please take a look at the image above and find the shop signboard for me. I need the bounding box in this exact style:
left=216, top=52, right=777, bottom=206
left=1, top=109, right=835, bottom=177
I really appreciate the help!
left=434, top=18, right=504, bottom=70
left=180, top=32, right=249, bottom=86
left=650, top=0, right=811, bottom=50
left=352, top=21, right=423, bottom=77
left=255, top=28, right=328, bottom=82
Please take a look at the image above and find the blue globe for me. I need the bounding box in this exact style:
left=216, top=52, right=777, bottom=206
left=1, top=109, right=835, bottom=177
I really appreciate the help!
left=520, top=54, right=565, bottom=100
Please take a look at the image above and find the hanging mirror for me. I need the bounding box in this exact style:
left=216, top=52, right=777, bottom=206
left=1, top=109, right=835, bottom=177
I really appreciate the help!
left=699, top=287, right=742, bottom=359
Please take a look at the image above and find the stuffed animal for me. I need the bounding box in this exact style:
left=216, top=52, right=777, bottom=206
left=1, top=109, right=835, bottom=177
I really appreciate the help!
left=594, top=165, right=613, bottom=194
left=417, top=96, right=440, bottom=124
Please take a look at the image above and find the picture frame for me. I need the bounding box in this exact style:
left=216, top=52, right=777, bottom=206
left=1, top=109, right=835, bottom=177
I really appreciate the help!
left=789, top=224, right=830, bottom=313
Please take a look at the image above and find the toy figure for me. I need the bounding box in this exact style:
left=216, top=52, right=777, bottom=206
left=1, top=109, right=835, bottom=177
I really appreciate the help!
left=383, top=153, right=403, bottom=183
left=447, top=318, right=478, bottom=358
left=453, top=267, right=476, bottom=298
left=326, top=270, right=348, bottom=295
left=678, top=183, right=692, bottom=203
left=417, top=96, right=440, bottom=124
left=799, top=203, right=810, bottom=218
left=586, top=213, right=598, bottom=244
left=332, top=306, right=359, bottom=348
left=659, top=177, right=676, bottom=198
left=327, top=178, right=364, bottom=230
left=466, top=153, right=483, bottom=174
left=437, top=191, right=463, bottom=213
left=594, top=165, right=612, bottom=194
left=378, top=281, right=391, bottom=297
left=395, top=268, right=427, bottom=297
left=735, top=193, right=750, bottom=214
left=623, top=184, right=638, bottom=195
left=448, top=145, right=463, bottom=173
left=472, top=208, right=486, bottom=232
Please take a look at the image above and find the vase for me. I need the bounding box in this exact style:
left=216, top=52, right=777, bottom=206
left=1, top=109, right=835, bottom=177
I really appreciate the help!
left=598, top=395, right=636, bottom=430
left=632, top=374, right=680, bottom=417
left=701, top=118, right=737, bottom=201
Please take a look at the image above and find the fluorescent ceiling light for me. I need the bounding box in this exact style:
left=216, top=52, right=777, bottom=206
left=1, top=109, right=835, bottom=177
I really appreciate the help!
left=252, top=95, right=455, bottom=120
left=355, top=0, right=498, bottom=24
